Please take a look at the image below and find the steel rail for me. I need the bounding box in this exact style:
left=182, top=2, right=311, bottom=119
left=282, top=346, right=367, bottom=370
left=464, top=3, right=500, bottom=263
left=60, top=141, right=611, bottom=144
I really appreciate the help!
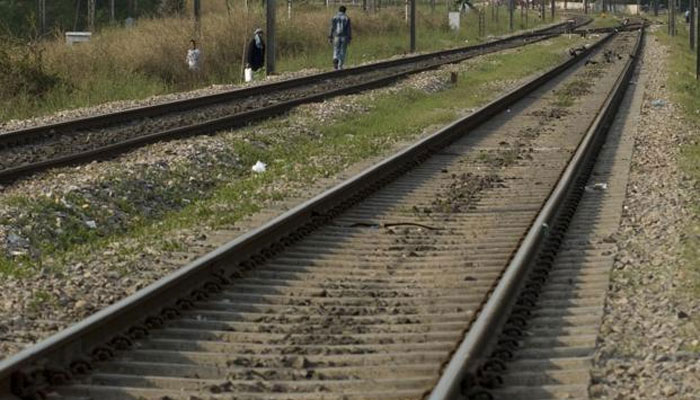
left=426, top=27, right=645, bottom=400
left=0, top=20, right=578, bottom=149
left=0, top=30, right=613, bottom=400
left=0, top=20, right=597, bottom=184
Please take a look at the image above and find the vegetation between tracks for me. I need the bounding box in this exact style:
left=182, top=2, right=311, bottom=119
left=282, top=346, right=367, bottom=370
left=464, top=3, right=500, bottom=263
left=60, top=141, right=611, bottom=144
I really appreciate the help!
left=0, top=4, right=557, bottom=124
left=0, top=37, right=584, bottom=320
left=654, top=24, right=700, bottom=344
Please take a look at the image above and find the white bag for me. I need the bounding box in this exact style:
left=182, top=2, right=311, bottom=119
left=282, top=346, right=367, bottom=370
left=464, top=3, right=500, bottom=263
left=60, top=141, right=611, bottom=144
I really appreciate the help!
left=244, top=67, right=253, bottom=82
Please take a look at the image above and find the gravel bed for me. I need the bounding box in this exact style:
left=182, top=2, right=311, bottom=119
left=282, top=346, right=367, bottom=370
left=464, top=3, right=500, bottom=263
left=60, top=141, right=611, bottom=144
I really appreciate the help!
left=0, top=68, right=321, bottom=134
left=0, top=40, right=532, bottom=171
left=0, top=21, right=564, bottom=135
left=0, top=39, right=581, bottom=361
left=590, top=30, right=700, bottom=399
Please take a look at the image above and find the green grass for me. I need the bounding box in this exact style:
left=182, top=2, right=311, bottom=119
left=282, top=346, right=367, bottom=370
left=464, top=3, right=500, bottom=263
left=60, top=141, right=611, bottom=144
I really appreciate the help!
left=588, top=12, right=624, bottom=29
left=0, top=36, right=581, bottom=278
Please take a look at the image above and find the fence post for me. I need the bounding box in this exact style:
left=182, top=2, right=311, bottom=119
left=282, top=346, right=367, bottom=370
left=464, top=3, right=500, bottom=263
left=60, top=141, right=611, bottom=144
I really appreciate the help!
left=266, top=0, right=276, bottom=74
left=193, top=0, right=201, bottom=37
left=410, top=0, right=416, bottom=52
left=88, top=0, right=96, bottom=32
left=509, top=0, right=514, bottom=30
left=690, top=0, right=695, bottom=49
left=37, top=0, right=46, bottom=35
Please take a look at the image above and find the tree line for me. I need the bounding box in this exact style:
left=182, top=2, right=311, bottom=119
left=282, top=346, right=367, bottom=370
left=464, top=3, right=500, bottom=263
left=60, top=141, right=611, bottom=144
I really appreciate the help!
left=0, top=0, right=187, bottom=38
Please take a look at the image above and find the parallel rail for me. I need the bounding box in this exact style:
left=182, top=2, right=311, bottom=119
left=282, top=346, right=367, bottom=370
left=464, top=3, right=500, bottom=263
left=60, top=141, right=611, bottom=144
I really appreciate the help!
left=0, top=26, right=644, bottom=400
left=0, top=19, right=589, bottom=184
left=428, top=25, right=644, bottom=400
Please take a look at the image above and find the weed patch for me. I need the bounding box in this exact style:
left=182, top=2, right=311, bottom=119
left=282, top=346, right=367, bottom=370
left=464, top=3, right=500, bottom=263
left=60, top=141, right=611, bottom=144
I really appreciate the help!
left=0, top=36, right=581, bottom=277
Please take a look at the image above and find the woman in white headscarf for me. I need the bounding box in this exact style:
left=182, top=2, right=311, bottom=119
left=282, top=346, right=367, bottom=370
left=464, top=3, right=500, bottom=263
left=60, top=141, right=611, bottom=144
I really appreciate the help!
left=246, top=28, right=265, bottom=72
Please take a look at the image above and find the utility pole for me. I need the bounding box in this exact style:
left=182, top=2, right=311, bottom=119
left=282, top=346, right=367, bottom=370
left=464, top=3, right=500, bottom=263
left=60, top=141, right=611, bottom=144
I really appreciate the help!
left=88, top=0, right=96, bottom=32
left=540, top=0, right=545, bottom=20
left=550, top=0, right=554, bottom=19
left=266, top=0, right=276, bottom=74
left=584, top=0, right=588, bottom=14
left=697, top=0, right=699, bottom=79
left=690, top=0, right=695, bottom=49
left=194, top=0, right=201, bottom=37
left=110, top=0, right=115, bottom=23
left=509, top=0, right=514, bottom=31
left=410, top=0, right=416, bottom=52
left=669, top=0, right=675, bottom=36
left=37, top=0, right=46, bottom=35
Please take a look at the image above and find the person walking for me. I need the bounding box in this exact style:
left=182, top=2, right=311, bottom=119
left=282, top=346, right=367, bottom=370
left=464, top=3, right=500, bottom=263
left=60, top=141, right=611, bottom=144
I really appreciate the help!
left=329, top=6, right=352, bottom=70
left=246, top=28, right=266, bottom=75
left=186, top=39, right=201, bottom=71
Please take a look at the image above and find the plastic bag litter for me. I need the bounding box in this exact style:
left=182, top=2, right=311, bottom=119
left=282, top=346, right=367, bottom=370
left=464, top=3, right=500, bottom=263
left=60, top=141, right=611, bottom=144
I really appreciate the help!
left=251, top=161, right=267, bottom=173
left=651, top=99, right=666, bottom=107
left=585, top=183, right=608, bottom=192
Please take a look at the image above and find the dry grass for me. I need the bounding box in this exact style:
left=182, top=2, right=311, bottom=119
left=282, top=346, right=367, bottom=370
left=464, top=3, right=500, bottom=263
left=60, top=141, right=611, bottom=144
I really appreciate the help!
left=0, top=3, right=554, bottom=122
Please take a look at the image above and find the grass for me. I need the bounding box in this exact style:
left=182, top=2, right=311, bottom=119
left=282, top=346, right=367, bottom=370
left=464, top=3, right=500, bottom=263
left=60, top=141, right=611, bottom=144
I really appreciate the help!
left=0, top=35, right=583, bottom=278
left=0, top=4, right=558, bottom=124
left=654, top=21, right=700, bottom=341
left=588, top=12, right=625, bottom=29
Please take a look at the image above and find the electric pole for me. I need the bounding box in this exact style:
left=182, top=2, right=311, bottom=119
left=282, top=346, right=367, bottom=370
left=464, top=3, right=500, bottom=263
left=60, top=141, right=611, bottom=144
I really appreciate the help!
left=540, top=0, right=545, bottom=20
left=550, top=0, right=554, bottom=19
left=266, top=0, right=276, bottom=74
left=697, top=0, right=700, bottom=79
left=110, top=0, right=115, bottom=23
left=690, top=0, right=695, bottom=49
left=509, top=0, right=514, bottom=31
left=194, top=0, right=201, bottom=37
left=670, top=0, right=675, bottom=36
left=88, top=0, right=96, bottom=32
left=410, top=0, right=416, bottom=52
left=37, top=0, right=46, bottom=35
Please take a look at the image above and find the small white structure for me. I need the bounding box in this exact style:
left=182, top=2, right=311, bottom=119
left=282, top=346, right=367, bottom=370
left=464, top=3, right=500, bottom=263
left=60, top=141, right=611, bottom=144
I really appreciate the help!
left=449, top=11, right=461, bottom=30
left=65, top=32, right=92, bottom=45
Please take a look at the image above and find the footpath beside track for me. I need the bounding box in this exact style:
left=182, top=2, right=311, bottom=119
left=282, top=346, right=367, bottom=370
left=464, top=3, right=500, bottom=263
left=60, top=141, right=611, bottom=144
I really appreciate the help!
left=0, top=26, right=644, bottom=400
left=0, top=19, right=587, bottom=184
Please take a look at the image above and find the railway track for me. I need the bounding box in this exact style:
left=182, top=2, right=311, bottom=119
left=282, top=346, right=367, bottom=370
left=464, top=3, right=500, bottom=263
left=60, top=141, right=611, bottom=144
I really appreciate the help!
left=0, top=25, right=643, bottom=400
left=0, top=19, right=590, bottom=184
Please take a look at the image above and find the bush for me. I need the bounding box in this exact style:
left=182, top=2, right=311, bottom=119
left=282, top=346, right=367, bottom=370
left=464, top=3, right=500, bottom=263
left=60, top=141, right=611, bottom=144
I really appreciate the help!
left=0, top=36, right=61, bottom=98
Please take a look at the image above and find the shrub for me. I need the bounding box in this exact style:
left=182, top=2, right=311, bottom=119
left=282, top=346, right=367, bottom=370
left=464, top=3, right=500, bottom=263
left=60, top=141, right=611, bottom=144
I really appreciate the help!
left=0, top=36, right=62, bottom=98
